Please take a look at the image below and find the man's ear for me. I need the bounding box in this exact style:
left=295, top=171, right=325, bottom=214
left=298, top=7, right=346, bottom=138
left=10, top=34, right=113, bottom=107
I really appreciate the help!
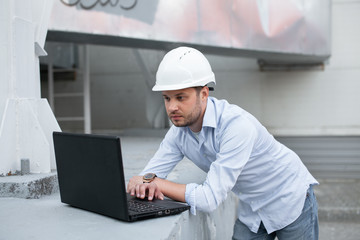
left=201, top=87, right=209, bottom=101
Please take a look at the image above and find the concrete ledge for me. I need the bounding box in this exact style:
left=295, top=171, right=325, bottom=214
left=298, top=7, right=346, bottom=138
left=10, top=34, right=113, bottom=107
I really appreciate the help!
left=0, top=192, right=238, bottom=240
left=0, top=171, right=58, bottom=199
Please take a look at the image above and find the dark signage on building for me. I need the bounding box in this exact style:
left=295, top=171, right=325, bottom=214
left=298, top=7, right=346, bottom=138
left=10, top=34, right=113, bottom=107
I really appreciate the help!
left=60, top=0, right=137, bottom=10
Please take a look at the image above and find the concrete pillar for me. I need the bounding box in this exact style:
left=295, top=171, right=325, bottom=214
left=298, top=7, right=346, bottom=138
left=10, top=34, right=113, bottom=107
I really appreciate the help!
left=0, top=0, right=60, bottom=175
left=83, top=45, right=92, bottom=134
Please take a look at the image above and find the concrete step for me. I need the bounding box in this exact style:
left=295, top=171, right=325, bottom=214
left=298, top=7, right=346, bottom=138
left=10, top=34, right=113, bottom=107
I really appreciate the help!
left=315, top=178, right=360, bottom=222
left=0, top=172, right=58, bottom=199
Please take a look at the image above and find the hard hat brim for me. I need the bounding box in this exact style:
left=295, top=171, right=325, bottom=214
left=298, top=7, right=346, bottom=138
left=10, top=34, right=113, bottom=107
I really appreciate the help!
left=152, top=74, right=216, bottom=91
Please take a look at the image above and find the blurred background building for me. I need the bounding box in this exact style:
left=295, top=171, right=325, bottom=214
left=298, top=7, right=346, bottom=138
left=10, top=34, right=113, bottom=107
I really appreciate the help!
left=2, top=0, right=360, bottom=178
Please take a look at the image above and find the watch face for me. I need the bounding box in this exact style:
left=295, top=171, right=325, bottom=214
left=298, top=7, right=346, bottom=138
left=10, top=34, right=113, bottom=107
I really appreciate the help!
left=144, top=173, right=155, bottom=179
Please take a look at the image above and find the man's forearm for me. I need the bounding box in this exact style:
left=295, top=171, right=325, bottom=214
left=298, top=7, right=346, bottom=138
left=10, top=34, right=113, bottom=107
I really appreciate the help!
left=153, top=178, right=186, bottom=202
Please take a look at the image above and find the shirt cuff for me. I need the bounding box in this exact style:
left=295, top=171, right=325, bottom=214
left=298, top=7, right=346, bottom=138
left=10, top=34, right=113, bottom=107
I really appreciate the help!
left=185, top=183, right=198, bottom=215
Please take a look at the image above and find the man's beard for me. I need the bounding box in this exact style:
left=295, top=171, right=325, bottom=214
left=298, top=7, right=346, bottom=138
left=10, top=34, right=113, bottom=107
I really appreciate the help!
left=169, top=99, right=202, bottom=128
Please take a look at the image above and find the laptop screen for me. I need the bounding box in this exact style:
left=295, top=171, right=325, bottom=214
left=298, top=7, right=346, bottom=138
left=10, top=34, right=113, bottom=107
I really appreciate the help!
left=53, top=132, right=129, bottom=220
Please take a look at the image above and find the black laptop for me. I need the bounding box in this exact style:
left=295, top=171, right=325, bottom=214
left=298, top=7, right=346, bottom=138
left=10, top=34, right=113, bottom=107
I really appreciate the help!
left=53, top=131, right=190, bottom=222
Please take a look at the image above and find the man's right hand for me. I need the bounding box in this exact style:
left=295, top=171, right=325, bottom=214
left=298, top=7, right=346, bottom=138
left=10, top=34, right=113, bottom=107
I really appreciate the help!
left=126, top=176, right=164, bottom=201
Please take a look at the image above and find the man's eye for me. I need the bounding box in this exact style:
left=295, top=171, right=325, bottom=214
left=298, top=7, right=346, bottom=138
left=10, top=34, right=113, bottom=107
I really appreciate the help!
left=177, top=96, right=183, bottom=101
left=163, top=96, right=170, bottom=101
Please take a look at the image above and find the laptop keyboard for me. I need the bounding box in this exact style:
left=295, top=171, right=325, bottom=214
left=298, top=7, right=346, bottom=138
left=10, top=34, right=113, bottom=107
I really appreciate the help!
left=128, top=199, right=166, bottom=213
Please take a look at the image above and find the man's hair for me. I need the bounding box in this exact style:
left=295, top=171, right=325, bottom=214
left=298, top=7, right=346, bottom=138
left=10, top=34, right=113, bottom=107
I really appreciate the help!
left=194, top=85, right=213, bottom=96
left=193, top=86, right=203, bottom=96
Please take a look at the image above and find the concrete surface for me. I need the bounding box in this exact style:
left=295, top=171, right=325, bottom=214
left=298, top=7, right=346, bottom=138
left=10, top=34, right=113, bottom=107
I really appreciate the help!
left=0, top=192, right=239, bottom=240
left=0, top=135, right=360, bottom=239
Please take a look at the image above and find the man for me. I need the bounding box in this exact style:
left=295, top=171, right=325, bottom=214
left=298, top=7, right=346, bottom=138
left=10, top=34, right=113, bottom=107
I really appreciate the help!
left=127, top=46, right=319, bottom=239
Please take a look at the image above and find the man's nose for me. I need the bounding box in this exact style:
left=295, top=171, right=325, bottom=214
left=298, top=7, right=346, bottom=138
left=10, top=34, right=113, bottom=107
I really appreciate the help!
left=168, top=100, right=179, bottom=112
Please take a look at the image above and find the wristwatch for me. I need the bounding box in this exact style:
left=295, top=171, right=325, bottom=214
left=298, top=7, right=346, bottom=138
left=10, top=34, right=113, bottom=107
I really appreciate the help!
left=143, top=173, right=157, bottom=183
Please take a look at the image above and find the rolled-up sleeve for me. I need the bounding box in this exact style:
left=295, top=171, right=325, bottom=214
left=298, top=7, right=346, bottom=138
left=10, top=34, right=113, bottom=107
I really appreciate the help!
left=185, top=183, right=198, bottom=215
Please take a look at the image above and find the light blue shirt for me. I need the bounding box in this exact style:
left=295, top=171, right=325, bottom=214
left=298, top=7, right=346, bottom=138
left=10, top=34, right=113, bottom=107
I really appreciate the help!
left=140, top=97, right=318, bottom=233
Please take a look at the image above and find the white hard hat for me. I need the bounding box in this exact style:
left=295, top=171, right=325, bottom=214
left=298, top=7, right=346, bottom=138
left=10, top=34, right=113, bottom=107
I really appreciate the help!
left=152, top=46, right=216, bottom=91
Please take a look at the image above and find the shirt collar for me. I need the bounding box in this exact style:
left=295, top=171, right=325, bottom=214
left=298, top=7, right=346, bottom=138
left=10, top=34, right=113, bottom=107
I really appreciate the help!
left=202, top=97, right=217, bottom=129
